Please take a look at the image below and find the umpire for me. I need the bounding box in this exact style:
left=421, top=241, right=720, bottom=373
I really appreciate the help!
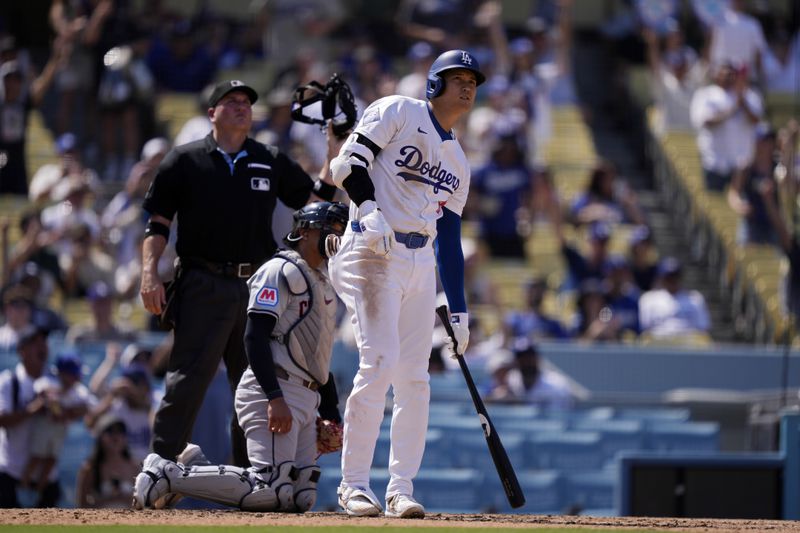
left=139, top=79, right=340, bottom=468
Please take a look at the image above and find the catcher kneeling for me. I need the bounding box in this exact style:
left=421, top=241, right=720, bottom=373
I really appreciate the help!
left=133, top=202, right=348, bottom=512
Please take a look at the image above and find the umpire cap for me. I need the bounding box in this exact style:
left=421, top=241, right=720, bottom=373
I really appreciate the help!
left=208, top=80, right=258, bottom=108
left=426, top=50, right=486, bottom=99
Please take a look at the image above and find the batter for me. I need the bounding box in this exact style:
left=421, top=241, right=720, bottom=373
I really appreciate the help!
left=329, top=50, right=485, bottom=518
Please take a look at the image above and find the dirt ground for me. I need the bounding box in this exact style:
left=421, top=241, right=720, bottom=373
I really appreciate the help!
left=2, top=509, right=800, bottom=532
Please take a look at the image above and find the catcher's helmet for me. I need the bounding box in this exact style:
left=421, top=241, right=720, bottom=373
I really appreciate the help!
left=426, top=49, right=486, bottom=99
left=284, top=201, right=349, bottom=256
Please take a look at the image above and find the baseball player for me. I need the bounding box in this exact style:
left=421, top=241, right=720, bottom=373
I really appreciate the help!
left=328, top=49, right=485, bottom=518
left=133, top=201, right=348, bottom=512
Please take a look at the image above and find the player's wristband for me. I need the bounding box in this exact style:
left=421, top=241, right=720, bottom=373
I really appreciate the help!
left=266, top=389, right=284, bottom=401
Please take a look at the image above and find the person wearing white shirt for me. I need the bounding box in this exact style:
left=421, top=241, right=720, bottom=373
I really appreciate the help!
left=0, top=327, right=60, bottom=507
left=763, top=29, right=800, bottom=95
left=690, top=63, right=763, bottom=191
left=639, top=258, right=711, bottom=341
left=709, top=0, right=767, bottom=81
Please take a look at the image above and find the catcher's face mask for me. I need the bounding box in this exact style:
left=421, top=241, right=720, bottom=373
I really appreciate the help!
left=291, top=74, right=357, bottom=139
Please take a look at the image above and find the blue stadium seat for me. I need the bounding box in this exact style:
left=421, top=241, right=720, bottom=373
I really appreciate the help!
left=412, top=468, right=483, bottom=513
left=525, top=431, right=606, bottom=471
left=448, top=432, right=524, bottom=476
left=372, top=428, right=447, bottom=468
left=645, top=421, right=720, bottom=452
left=616, top=407, right=691, bottom=426
left=501, top=470, right=563, bottom=514
left=562, top=469, right=617, bottom=512
left=570, top=419, right=646, bottom=461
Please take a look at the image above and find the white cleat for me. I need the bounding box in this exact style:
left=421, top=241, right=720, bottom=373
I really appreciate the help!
left=338, top=485, right=382, bottom=517
left=132, top=454, right=172, bottom=510
left=385, top=493, right=425, bottom=519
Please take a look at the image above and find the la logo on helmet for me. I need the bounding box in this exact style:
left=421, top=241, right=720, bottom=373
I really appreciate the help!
left=460, top=52, right=473, bottom=65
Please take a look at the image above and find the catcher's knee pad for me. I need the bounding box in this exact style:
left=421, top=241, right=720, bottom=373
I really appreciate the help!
left=168, top=463, right=255, bottom=508
left=257, top=461, right=297, bottom=511
left=293, top=465, right=321, bottom=512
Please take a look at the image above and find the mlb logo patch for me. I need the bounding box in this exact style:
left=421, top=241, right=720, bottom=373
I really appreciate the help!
left=256, top=286, right=279, bottom=306
left=251, top=177, right=270, bottom=191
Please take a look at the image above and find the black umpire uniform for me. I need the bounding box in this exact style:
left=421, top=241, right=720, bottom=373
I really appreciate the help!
left=142, top=81, right=336, bottom=467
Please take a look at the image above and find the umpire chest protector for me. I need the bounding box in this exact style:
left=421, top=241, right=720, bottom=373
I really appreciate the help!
left=273, top=250, right=336, bottom=384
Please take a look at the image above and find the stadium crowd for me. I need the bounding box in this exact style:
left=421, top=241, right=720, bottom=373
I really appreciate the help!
left=0, top=0, right=797, bottom=509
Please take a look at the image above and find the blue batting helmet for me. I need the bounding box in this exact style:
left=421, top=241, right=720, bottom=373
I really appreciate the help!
left=426, top=49, right=486, bottom=99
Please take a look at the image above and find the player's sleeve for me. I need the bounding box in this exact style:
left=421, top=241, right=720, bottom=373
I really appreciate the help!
left=244, top=314, right=283, bottom=400
left=329, top=97, right=402, bottom=205
left=247, top=260, right=290, bottom=318
left=435, top=207, right=467, bottom=313
left=142, top=148, right=181, bottom=220
left=273, top=149, right=318, bottom=209
left=317, top=372, right=341, bottom=423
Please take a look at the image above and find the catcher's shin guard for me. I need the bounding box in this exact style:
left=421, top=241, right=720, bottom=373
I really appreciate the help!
left=293, top=465, right=321, bottom=512
left=167, top=463, right=277, bottom=510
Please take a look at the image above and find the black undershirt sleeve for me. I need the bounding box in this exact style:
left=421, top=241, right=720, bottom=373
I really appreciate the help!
left=244, top=314, right=283, bottom=400
left=317, top=372, right=342, bottom=423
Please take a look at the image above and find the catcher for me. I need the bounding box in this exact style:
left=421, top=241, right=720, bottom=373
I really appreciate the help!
left=133, top=201, right=348, bottom=512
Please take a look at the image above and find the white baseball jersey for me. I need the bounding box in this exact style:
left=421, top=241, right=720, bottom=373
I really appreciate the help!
left=344, top=95, right=471, bottom=234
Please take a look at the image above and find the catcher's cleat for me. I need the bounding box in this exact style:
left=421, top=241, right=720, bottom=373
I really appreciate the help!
left=132, top=454, right=172, bottom=510
left=338, top=485, right=382, bottom=517
left=385, top=493, right=425, bottom=519
left=152, top=443, right=212, bottom=509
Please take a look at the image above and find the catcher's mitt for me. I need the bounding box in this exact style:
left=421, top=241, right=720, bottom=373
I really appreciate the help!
left=316, top=417, right=343, bottom=455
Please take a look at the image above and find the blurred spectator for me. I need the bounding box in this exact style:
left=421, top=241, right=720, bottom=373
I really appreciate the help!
left=690, top=62, right=763, bottom=191
left=465, top=76, right=527, bottom=166
left=0, top=326, right=60, bottom=507
left=101, top=137, right=170, bottom=297
left=468, top=130, right=536, bottom=258
left=503, top=277, right=569, bottom=343
left=396, top=41, right=435, bottom=99
left=21, top=352, right=93, bottom=495
left=253, top=89, right=295, bottom=152
left=462, top=237, right=500, bottom=309
left=5, top=262, right=67, bottom=335
left=75, top=413, right=139, bottom=508
left=49, top=0, right=113, bottom=139
left=603, top=255, right=641, bottom=338
left=727, top=124, right=779, bottom=245
left=570, top=278, right=623, bottom=342
left=709, top=0, right=767, bottom=83
left=259, top=0, right=345, bottom=72
left=96, top=38, right=155, bottom=181
left=758, top=130, right=799, bottom=330
left=65, top=281, right=136, bottom=345
left=85, top=363, right=153, bottom=463
left=394, top=0, right=480, bottom=49
left=484, top=339, right=575, bottom=408
left=40, top=174, right=101, bottom=259
left=88, top=342, right=153, bottom=397
left=642, top=24, right=706, bottom=136
left=58, top=223, right=116, bottom=298
left=173, top=85, right=214, bottom=147
left=0, top=285, right=36, bottom=352
left=1, top=211, right=63, bottom=295
left=763, top=26, right=799, bottom=95
left=514, top=339, right=575, bottom=409
left=639, top=257, right=712, bottom=342
left=0, top=41, right=66, bottom=195
left=146, top=19, right=216, bottom=93
left=552, top=208, right=614, bottom=291
left=28, top=132, right=100, bottom=204
left=628, top=225, right=659, bottom=292
left=568, top=160, right=646, bottom=226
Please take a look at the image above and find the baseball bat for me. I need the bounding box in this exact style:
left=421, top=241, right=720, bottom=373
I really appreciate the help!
left=435, top=305, right=526, bottom=509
